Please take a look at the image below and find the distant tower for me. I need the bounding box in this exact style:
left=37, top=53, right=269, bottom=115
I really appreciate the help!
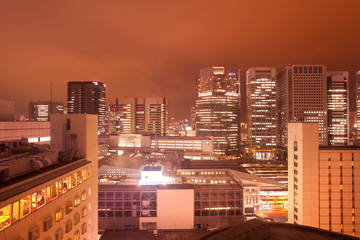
left=276, top=64, right=327, bottom=149
left=29, top=101, right=64, bottom=121
left=115, top=97, right=168, bottom=136
left=327, top=71, right=349, bottom=146
left=67, top=81, right=106, bottom=132
left=356, top=71, right=360, bottom=139
left=195, top=66, right=240, bottom=157
left=246, top=67, right=276, bottom=160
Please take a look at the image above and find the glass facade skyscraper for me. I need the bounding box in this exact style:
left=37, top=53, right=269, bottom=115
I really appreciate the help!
left=67, top=81, right=106, bottom=133
left=195, top=66, right=240, bottom=157
left=327, top=71, right=349, bottom=146
left=246, top=67, right=276, bottom=160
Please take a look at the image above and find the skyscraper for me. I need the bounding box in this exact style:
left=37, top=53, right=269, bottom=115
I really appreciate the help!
left=29, top=101, right=64, bottom=121
left=356, top=71, right=360, bottom=139
left=114, top=97, right=167, bottom=136
left=67, top=81, right=106, bottom=132
left=196, top=66, right=240, bottom=157
left=327, top=71, right=349, bottom=146
left=246, top=67, right=276, bottom=160
left=276, top=64, right=327, bottom=149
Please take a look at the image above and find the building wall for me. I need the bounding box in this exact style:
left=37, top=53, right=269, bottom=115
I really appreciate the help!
left=0, top=163, right=96, bottom=240
left=0, top=121, right=50, bottom=142
left=288, top=123, right=319, bottom=227
left=288, top=122, right=360, bottom=237
left=0, top=114, right=98, bottom=240
left=156, top=188, right=194, bottom=229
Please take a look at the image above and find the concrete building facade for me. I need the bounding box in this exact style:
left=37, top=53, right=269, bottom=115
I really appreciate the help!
left=288, top=122, right=360, bottom=237
left=0, top=114, right=98, bottom=240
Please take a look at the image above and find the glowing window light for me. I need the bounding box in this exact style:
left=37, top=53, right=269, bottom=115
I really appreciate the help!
left=40, top=136, right=51, bottom=142
left=28, top=138, right=39, bottom=143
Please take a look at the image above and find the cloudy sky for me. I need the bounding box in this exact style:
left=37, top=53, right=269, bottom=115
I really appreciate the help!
left=1, top=0, right=360, bottom=120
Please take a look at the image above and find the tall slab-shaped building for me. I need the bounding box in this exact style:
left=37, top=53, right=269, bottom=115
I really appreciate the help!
left=246, top=67, right=276, bottom=160
left=276, top=64, right=327, bottom=150
left=327, top=71, right=349, bottom=146
left=67, top=81, right=106, bottom=133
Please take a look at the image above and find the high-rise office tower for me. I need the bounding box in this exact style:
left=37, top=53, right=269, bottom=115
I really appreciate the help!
left=276, top=64, right=327, bottom=148
left=246, top=67, right=276, bottom=160
left=327, top=71, right=349, bottom=146
left=196, top=66, right=240, bottom=157
left=29, top=101, right=64, bottom=121
left=356, top=71, right=360, bottom=139
left=114, top=97, right=167, bottom=136
left=67, top=81, right=106, bottom=132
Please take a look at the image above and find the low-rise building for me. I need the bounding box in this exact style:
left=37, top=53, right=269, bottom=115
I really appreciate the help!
left=0, top=114, right=98, bottom=240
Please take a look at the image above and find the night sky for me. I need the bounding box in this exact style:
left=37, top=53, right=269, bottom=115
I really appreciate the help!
left=1, top=0, right=360, bottom=120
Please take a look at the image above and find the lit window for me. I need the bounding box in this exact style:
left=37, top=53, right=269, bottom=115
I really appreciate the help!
left=0, top=204, right=11, bottom=230
left=81, top=191, right=87, bottom=202
left=74, top=196, right=81, bottom=207
left=81, top=207, right=87, bottom=218
left=55, top=208, right=64, bottom=222
left=20, top=195, right=31, bottom=218
left=74, top=230, right=80, bottom=240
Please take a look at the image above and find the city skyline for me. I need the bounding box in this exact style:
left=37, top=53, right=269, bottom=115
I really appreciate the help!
left=1, top=1, right=360, bottom=120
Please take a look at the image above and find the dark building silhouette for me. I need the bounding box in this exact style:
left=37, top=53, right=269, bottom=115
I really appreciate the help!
left=67, top=81, right=106, bottom=132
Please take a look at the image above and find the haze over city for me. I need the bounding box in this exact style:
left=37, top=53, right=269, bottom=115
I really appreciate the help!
left=1, top=0, right=360, bottom=120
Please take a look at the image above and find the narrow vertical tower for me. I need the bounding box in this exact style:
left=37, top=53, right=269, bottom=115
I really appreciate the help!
left=67, top=81, right=106, bottom=133
left=246, top=67, right=276, bottom=160
left=327, top=71, right=349, bottom=146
